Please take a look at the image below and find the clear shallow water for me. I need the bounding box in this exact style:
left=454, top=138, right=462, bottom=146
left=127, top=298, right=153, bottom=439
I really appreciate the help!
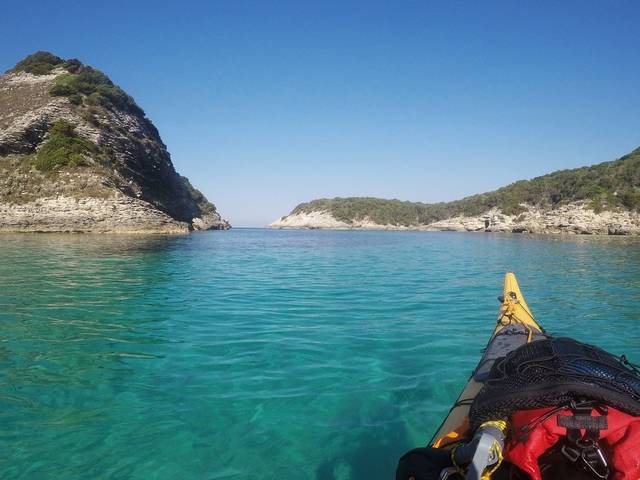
left=1, top=230, right=639, bottom=480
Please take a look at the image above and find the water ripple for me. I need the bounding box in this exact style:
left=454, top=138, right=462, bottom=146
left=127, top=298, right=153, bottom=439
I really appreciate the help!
left=0, top=231, right=639, bottom=479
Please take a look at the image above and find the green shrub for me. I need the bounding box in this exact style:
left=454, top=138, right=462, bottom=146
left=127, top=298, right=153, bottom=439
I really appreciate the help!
left=589, top=196, right=604, bottom=213
left=180, top=176, right=216, bottom=213
left=85, top=92, right=102, bottom=106
left=49, top=67, right=145, bottom=116
left=34, top=120, right=99, bottom=171
left=9, top=51, right=64, bottom=75
left=68, top=94, right=83, bottom=106
left=618, top=189, right=640, bottom=210
left=62, top=58, right=83, bottom=73
left=49, top=73, right=77, bottom=96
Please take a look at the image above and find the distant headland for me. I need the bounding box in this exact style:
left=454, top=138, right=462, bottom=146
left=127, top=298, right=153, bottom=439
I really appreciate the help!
left=0, top=51, right=229, bottom=233
left=271, top=148, right=640, bottom=235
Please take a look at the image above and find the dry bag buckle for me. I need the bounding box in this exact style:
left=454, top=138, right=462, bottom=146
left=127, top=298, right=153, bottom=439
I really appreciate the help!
left=561, top=441, right=609, bottom=479
left=581, top=444, right=609, bottom=480
left=561, top=443, right=580, bottom=463
left=558, top=402, right=610, bottom=479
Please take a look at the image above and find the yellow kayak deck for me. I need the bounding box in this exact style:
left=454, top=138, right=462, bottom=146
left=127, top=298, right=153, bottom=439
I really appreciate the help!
left=431, top=272, right=544, bottom=448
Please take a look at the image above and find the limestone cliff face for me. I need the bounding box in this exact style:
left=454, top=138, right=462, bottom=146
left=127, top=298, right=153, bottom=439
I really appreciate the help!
left=0, top=52, right=229, bottom=233
left=269, top=203, right=640, bottom=235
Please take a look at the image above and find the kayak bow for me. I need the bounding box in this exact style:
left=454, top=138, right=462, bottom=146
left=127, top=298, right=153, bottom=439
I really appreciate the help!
left=431, top=272, right=545, bottom=448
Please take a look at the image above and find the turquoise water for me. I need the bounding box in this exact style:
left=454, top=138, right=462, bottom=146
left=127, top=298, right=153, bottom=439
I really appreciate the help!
left=1, top=230, right=639, bottom=479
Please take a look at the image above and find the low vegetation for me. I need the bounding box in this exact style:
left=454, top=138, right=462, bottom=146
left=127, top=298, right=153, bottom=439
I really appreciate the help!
left=180, top=176, right=216, bottom=214
left=10, top=51, right=146, bottom=117
left=293, top=148, right=640, bottom=226
left=8, top=51, right=64, bottom=75
left=50, top=68, right=144, bottom=116
left=34, top=120, right=99, bottom=171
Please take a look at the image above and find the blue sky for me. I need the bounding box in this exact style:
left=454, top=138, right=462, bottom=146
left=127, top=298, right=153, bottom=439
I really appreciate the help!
left=2, top=1, right=639, bottom=226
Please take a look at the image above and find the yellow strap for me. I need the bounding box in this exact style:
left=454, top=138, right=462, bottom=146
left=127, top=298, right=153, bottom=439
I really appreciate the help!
left=479, top=440, right=504, bottom=480
left=499, top=298, right=534, bottom=343
left=479, top=420, right=508, bottom=431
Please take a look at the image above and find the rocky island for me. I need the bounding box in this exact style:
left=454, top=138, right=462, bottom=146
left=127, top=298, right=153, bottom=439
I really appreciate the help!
left=271, top=148, right=640, bottom=235
left=0, top=52, right=229, bottom=233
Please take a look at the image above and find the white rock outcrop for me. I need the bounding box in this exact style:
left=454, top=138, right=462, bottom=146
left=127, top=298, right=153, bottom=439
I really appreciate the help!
left=0, top=195, right=189, bottom=233
left=270, top=203, right=640, bottom=235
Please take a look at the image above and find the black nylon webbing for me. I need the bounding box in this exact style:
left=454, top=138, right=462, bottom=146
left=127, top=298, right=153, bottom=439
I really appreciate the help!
left=557, top=414, right=608, bottom=430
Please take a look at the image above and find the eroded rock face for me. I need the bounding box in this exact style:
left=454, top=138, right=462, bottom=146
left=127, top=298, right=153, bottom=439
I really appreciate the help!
left=270, top=203, right=640, bottom=235
left=269, top=211, right=352, bottom=229
left=0, top=196, right=190, bottom=234
left=0, top=57, right=229, bottom=233
left=426, top=204, right=640, bottom=235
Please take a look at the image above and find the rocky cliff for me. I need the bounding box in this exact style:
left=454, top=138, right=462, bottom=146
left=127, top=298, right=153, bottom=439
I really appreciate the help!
left=269, top=203, right=640, bottom=234
left=271, top=148, right=640, bottom=235
left=0, top=51, right=229, bottom=233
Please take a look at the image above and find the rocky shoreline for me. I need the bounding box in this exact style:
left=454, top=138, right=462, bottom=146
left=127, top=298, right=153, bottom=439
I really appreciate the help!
left=0, top=195, right=229, bottom=234
left=269, top=202, right=640, bottom=235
